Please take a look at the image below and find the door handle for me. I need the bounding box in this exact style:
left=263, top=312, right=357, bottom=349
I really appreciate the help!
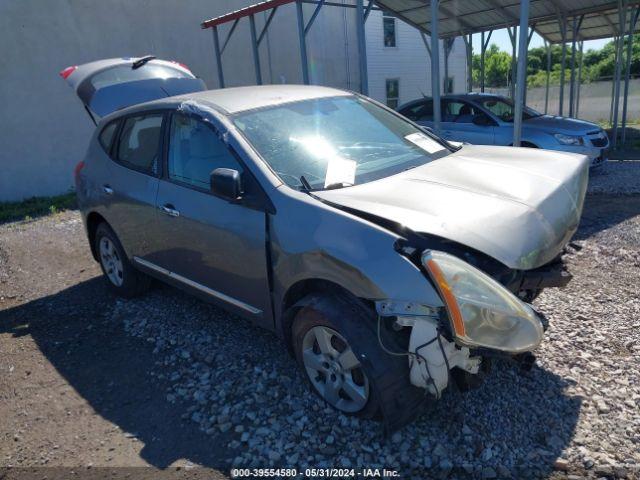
left=103, top=185, right=114, bottom=195
left=159, top=204, right=180, bottom=217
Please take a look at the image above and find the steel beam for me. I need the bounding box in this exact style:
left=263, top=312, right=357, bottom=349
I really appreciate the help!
left=221, top=18, right=240, bottom=54
left=544, top=39, right=550, bottom=114
left=508, top=26, right=517, bottom=99
left=364, top=0, right=374, bottom=22
left=296, top=0, right=310, bottom=84
left=249, top=14, right=263, bottom=85
left=356, top=0, right=368, bottom=95
left=421, top=32, right=431, bottom=57
left=212, top=26, right=225, bottom=88
left=621, top=7, right=640, bottom=146
left=480, top=30, right=492, bottom=92
left=257, top=7, right=278, bottom=45
left=569, top=15, right=583, bottom=117
left=558, top=17, right=567, bottom=116
left=576, top=41, right=584, bottom=117
left=513, top=0, right=530, bottom=147
left=610, top=35, right=619, bottom=125
left=612, top=0, right=628, bottom=149
left=304, top=0, right=325, bottom=35
left=431, top=0, right=441, bottom=133
left=463, top=34, right=473, bottom=92
left=443, top=38, right=454, bottom=94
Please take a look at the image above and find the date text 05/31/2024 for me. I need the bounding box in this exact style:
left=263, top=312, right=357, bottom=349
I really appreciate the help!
left=230, top=468, right=400, bottom=477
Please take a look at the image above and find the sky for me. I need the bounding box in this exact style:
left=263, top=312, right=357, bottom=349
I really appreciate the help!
left=471, top=29, right=610, bottom=54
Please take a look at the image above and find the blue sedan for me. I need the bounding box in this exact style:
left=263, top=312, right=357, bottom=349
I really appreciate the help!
left=398, top=93, right=608, bottom=167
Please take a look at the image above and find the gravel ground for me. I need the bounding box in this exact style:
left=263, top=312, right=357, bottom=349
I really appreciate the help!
left=1, top=188, right=639, bottom=478
left=588, top=160, right=640, bottom=195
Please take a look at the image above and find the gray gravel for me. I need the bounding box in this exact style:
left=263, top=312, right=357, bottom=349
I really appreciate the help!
left=2, top=163, right=639, bottom=478
left=106, top=194, right=640, bottom=478
left=588, top=160, right=640, bottom=195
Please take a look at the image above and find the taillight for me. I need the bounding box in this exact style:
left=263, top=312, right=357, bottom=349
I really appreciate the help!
left=171, top=61, right=191, bottom=73
left=59, top=65, right=77, bottom=80
left=74, top=161, right=85, bottom=182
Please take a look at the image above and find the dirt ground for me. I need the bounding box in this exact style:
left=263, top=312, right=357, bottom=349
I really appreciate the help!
left=0, top=215, right=227, bottom=478
left=1, top=194, right=639, bottom=479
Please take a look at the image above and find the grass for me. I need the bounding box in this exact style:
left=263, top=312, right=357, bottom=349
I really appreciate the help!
left=0, top=191, right=77, bottom=224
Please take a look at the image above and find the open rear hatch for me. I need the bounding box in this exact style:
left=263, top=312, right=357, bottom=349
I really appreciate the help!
left=60, top=56, right=206, bottom=123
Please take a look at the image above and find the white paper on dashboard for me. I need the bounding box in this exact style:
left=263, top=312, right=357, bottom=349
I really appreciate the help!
left=405, top=132, right=446, bottom=154
left=324, top=157, right=357, bottom=188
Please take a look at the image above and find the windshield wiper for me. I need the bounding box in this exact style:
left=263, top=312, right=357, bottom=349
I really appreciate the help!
left=132, top=55, right=156, bottom=69
left=324, top=182, right=354, bottom=190
left=299, top=175, right=312, bottom=192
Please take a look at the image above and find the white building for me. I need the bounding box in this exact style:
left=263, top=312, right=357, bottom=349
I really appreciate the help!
left=0, top=1, right=467, bottom=201
left=365, top=9, right=468, bottom=108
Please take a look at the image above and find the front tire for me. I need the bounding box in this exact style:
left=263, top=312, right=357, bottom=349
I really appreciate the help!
left=291, top=293, right=425, bottom=429
left=95, top=223, right=150, bottom=298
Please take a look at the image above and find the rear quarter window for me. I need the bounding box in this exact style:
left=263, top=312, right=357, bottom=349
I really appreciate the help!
left=98, top=121, right=119, bottom=154
left=116, top=114, right=164, bottom=175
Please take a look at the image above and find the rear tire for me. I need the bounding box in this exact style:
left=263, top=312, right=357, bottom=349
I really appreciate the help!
left=95, top=223, right=150, bottom=298
left=291, top=292, right=424, bottom=429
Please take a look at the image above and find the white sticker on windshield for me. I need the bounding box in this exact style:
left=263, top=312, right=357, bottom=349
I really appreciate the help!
left=405, top=132, right=445, bottom=154
left=324, top=157, right=357, bottom=188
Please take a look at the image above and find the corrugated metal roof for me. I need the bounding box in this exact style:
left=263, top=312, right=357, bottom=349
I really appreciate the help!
left=376, top=0, right=640, bottom=41
left=535, top=6, right=639, bottom=42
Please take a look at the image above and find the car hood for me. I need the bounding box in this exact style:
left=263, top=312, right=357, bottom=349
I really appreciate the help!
left=525, top=114, right=601, bottom=134
left=314, top=145, right=589, bottom=270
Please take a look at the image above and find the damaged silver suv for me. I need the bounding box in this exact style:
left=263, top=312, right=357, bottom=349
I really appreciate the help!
left=65, top=57, right=588, bottom=431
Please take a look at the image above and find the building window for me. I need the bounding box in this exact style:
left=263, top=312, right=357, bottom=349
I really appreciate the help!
left=383, top=15, right=396, bottom=47
left=386, top=79, right=399, bottom=109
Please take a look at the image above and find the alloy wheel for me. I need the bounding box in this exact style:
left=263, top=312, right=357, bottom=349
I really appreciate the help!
left=99, top=237, right=124, bottom=287
left=301, top=325, right=369, bottom=413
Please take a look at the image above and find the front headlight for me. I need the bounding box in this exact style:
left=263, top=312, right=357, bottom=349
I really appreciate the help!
left=554, top=133, right=583, bottom=146
left=422, top=250, right=544, bottom=353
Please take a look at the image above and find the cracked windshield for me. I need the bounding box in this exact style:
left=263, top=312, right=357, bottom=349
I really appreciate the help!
left=233, top=95, right=451, bottom=190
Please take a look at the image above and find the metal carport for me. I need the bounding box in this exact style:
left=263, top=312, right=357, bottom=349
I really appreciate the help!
left=201, top=0, right=640, bottom=148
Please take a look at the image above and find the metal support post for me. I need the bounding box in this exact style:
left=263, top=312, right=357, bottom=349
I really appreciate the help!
left=513, top=0, right=530, bottom=146
left=569, top=16, right=583, bottom=117
left=558, top=17, right=567, bottom=115
left=356, top=0, right=368, bottom=95
left=212, top=26, right=225, bottom=88
left=576, top=41, right=584, bottom=117
left=612, top=1, right=628, bottom=149
left=508, top=26, right=517, bottom=99
left=443, top=38, right=454, bottom=94
left=480, top=30, right=492, bottom=92
left=622, top=8, right=640, bottom=146
left=463, top=34, right=473, bottom=92
left=249, top=15, right=262, bottom=85
left=296, top=0, right=310, bottom=84
left=544, top=39, right=551, bottom=114
left=431, top=0, right=441, bottom=132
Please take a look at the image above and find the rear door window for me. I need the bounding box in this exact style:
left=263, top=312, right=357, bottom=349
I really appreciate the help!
left=167, top=114, right=243, bottom=190
left=116, top=114, right=164, bottom=175
left=443, top=100, right=476, bottom=123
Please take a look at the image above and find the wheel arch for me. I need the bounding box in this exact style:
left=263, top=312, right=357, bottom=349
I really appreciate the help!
left=86, top=211, right=108, bottom=261
left=279, top=278, right=370, bottom=353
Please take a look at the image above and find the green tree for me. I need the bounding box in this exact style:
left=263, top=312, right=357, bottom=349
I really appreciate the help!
left=471, top=34, right=640, bottom=89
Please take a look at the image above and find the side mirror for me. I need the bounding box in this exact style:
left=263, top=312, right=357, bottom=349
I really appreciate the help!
left=472, top=114, right=491, bottom=126
left=210, top=168, right=242, bottom=201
